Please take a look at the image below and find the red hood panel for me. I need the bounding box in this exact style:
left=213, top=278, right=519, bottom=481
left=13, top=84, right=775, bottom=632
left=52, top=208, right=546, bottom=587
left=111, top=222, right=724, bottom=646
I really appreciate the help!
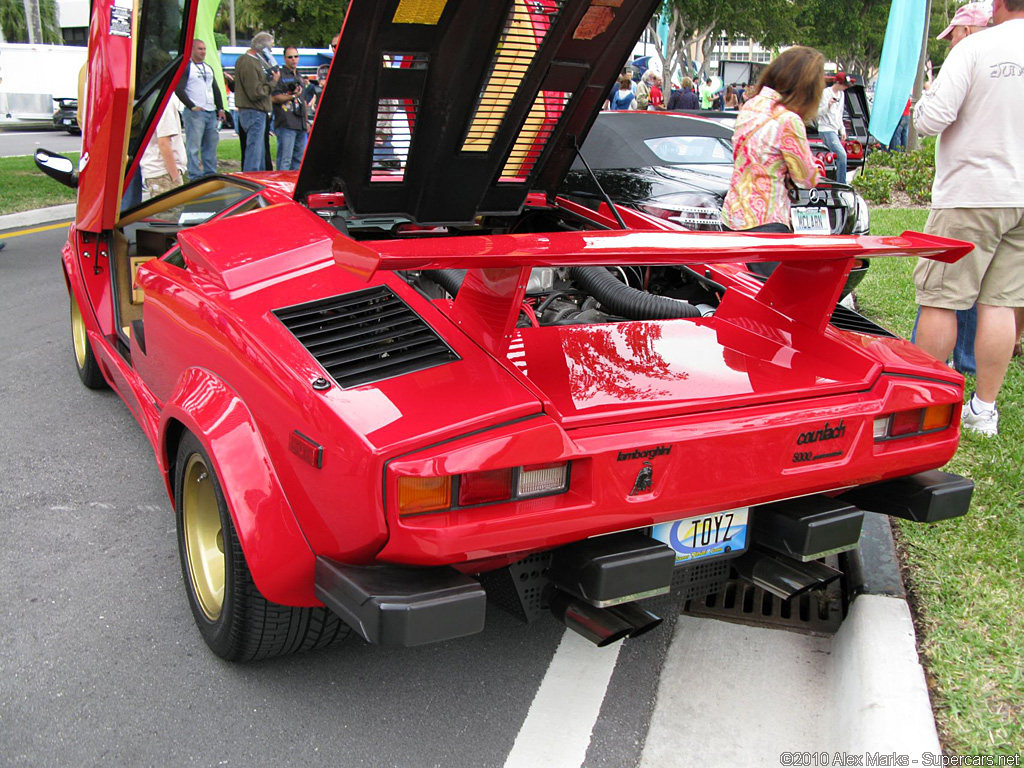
left=509, top=318, right=880, bottom=427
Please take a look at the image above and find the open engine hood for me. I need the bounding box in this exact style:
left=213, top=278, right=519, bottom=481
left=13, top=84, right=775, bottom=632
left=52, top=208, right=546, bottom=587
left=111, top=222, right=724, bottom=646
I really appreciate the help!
left=294, top=0, right=661, bottom=224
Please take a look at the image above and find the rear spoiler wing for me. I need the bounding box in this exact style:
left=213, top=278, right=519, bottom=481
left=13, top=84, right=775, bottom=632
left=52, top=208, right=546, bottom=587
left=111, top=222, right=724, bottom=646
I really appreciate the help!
left=332, top=228, right=971, bottom=351
left=333, top=229, right=967, bottom=275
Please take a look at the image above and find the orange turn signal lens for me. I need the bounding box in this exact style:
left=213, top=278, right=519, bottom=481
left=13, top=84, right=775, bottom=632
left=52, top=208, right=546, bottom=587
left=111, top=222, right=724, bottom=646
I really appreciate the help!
left=397, top=476, right=451, bottom=516
left=922, top=403, right=954, bottom=432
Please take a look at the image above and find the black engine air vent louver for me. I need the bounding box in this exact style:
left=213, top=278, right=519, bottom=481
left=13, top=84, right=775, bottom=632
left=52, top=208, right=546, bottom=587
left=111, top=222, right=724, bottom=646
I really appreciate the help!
left=274, top=286, right=459, bottom=389
left=829, top=303, right=898, bottom=338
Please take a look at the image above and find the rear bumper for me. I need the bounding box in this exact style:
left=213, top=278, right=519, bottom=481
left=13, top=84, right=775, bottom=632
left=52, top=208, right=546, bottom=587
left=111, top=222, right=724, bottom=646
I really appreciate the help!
left=378, top=374, right=963, bottom=566
left=839, top=469, right=973, bottom=524
left=314, top=471, right=971, bottom=645
left=314, top=558, right=486, bottom=646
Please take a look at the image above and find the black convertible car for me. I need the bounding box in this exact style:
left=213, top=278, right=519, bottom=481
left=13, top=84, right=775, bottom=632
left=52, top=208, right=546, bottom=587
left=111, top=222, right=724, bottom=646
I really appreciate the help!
left=561, top=111, right=870, bottom=293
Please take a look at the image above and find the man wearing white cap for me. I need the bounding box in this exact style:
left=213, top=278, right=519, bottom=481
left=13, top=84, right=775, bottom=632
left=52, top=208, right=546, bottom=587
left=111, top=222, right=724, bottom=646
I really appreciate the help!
left=913, top=0, right=1024, bottom=436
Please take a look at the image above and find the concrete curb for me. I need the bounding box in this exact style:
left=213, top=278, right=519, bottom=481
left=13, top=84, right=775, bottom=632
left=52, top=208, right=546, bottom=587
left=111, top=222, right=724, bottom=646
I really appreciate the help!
left=831, top=594, right=940, bottom=754
left=832, top=512, right=940, bottom=752
left=0, top=204, right=75, bottom=233
left=639, top=512, right=940, bottom=765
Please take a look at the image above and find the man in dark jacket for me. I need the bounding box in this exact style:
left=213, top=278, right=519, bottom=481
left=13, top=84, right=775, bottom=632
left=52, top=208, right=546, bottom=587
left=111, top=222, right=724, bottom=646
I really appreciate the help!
left=235, top=31, right=280, bottom=172
left=174, top=39, right=226, bottom=179
left=271, top=47, right=310, bottom=171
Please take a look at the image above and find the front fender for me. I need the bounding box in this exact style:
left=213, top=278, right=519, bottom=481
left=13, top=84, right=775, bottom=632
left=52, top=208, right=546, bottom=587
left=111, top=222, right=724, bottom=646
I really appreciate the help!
left=160, top=368, right=317, bottom=606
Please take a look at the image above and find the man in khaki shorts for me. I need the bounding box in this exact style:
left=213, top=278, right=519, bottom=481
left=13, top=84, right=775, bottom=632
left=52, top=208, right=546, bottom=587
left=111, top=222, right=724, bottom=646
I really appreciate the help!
left=912, top=0, right=1024, bottom=436
left=140, top=94, right=187, bottom=198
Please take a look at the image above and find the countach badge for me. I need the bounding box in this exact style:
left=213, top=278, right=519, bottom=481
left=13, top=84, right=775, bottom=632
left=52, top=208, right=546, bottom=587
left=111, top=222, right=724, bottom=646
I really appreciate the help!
left=796, top=421, right=846, bottom=445
left=792, top=421, right=848, bottom=464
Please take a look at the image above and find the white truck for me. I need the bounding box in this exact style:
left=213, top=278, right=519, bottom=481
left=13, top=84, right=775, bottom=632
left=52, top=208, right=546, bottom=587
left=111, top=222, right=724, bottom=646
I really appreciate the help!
left=0, top=43, right=86, bottom=127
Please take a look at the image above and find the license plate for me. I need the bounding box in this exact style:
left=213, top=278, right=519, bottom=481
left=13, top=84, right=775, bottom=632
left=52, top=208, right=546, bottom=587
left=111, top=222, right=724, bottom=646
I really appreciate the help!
left=651, top=508, right=749, bottom=564
left=792, top=206, right=830, bottom=234
left=62, top=118, right=72, bottom=125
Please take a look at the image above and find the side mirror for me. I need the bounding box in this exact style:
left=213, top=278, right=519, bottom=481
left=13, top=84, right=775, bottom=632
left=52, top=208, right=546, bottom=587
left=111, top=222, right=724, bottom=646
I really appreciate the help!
left=34, top=149, right=78, bottom=189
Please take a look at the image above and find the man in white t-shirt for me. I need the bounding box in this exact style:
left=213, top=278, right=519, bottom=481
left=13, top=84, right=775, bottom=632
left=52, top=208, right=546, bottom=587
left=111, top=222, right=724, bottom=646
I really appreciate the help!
left=140, top=95, right=187, bottom=199
left=817, top=72, right=854, bottom=183
left=174, top=39, right=226, bottom=179
left=912, top=0, right=1024, bottom=436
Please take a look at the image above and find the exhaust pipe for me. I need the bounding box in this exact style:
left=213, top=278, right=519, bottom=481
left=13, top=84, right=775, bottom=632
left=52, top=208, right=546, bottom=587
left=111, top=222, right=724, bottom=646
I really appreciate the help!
left=550, top=590, right=632, bottom=647
left=549, top=590, right=663, bottom=647
left=606, top=602, right=663, bottom=638
left=733, top=547, right=841, bottom=600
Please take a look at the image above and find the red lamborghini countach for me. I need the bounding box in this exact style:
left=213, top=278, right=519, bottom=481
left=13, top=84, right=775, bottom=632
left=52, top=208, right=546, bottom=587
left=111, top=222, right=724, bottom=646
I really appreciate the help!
left=35, top=0, right=973, bottom=661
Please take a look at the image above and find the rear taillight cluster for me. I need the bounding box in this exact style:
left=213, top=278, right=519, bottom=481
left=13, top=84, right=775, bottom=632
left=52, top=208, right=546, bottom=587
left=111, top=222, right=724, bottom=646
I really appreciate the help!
left=397, top=462, right=570, bottom=516
left=639, top=203, right=722, bottom=232
left=814, top=150, right=837, bottom=167
left=873, top=405, right=953, bottom=441
left=845, top=140, right=864, bottom=160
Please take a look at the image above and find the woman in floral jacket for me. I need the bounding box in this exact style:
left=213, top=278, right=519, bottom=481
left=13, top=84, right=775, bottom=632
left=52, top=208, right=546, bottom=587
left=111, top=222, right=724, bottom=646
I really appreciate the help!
left=721, top=46, right=823, bottom=235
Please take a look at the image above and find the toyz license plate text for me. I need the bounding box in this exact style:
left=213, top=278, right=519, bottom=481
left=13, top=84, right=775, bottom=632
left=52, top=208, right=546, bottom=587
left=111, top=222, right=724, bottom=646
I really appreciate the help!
left=651, top=508, right=749, bottom=564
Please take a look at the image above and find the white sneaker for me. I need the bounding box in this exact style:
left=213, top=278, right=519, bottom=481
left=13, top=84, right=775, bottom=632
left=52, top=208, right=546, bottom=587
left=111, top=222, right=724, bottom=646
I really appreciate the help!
left=963, top=400, right=998, bottom=436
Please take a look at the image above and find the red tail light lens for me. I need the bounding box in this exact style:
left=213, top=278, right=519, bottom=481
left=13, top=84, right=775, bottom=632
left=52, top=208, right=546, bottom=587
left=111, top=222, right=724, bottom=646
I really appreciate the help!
left=458, top=468, right=513, bottom=506
left=890, top=409, right=922, bottom=437
left=639, top=205, right=676, bottom=220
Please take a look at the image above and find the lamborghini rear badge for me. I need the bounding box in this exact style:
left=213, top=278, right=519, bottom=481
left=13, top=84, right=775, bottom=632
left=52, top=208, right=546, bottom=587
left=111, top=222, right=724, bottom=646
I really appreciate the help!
left=630, top=461, right=654, bottom=496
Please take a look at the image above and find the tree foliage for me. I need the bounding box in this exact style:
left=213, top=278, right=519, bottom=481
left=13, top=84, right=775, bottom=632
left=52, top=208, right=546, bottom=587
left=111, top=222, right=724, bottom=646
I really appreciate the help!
left=215, top=0, right=347, bottom=48
left=791, top=0, right=891, bottom=79
left=0, top=0, right=63, bottom=44
left=654, top=0, right=796, bottom=82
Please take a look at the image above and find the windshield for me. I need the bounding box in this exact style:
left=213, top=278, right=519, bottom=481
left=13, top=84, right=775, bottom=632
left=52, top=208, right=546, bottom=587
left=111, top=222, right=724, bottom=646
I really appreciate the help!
left=642, top=135, right=733, bottom=165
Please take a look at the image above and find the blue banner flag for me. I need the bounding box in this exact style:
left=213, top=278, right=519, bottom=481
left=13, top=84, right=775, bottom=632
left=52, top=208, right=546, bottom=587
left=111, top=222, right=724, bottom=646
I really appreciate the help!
left=869, top=0, right=928, bottom=145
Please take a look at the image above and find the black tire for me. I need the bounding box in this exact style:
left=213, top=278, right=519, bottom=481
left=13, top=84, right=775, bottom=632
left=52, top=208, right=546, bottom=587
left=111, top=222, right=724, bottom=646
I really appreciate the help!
left=70, top=292, right=107, bottom=389
left=174, top=431, right=351, bottom=661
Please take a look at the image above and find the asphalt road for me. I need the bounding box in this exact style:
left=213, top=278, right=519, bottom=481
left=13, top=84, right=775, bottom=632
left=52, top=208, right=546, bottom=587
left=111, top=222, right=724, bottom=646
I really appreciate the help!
left=0, top=224, right=676, bottom=768
left=0, top=128, right=82, bottom=158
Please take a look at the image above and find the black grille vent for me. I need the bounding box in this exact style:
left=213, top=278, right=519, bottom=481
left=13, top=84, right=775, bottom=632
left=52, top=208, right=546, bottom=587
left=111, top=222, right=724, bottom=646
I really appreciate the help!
left=274, top=287, right=459, bottom=389
left=829, top=303, right=898, bottom=338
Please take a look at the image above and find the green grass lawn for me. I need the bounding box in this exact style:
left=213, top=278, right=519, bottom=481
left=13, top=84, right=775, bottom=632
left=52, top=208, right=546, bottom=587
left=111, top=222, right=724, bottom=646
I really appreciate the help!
left=0, top=137, right=270, bottom=216
left=0, top=153, right=80, bottom=215
left=861, top=209, right=1024, bottom=754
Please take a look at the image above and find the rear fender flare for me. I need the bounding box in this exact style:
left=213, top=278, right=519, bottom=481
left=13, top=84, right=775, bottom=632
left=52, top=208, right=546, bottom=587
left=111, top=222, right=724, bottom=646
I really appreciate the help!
left=159, top=368, right=317, bottom=606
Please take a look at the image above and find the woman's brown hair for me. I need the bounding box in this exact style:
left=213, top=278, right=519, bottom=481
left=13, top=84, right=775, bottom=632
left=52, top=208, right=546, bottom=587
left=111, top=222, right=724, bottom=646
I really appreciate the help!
left=752, top=46, right=825, bottom=122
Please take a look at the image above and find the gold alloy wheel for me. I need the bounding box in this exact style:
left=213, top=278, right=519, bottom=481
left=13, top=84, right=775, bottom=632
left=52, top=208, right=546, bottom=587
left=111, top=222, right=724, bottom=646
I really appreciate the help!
left=182, top=453, right=226, bottom=621
left=70, top=294, right=87, bottom=370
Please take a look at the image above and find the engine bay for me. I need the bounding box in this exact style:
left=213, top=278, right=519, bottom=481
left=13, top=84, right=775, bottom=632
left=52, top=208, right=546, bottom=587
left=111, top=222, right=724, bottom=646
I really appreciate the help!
left=317, top=202, right=726, bottom=327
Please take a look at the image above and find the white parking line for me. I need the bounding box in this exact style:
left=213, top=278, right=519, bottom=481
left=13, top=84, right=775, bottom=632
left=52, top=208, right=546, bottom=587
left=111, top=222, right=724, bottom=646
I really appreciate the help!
left=503, top=629, right=622, bottom=768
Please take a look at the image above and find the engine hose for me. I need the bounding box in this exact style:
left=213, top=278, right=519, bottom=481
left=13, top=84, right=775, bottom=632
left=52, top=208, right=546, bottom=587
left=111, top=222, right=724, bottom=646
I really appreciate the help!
left=423, top=269, right=466, bottom=298
left=567, top=267, right=701, bottom=319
